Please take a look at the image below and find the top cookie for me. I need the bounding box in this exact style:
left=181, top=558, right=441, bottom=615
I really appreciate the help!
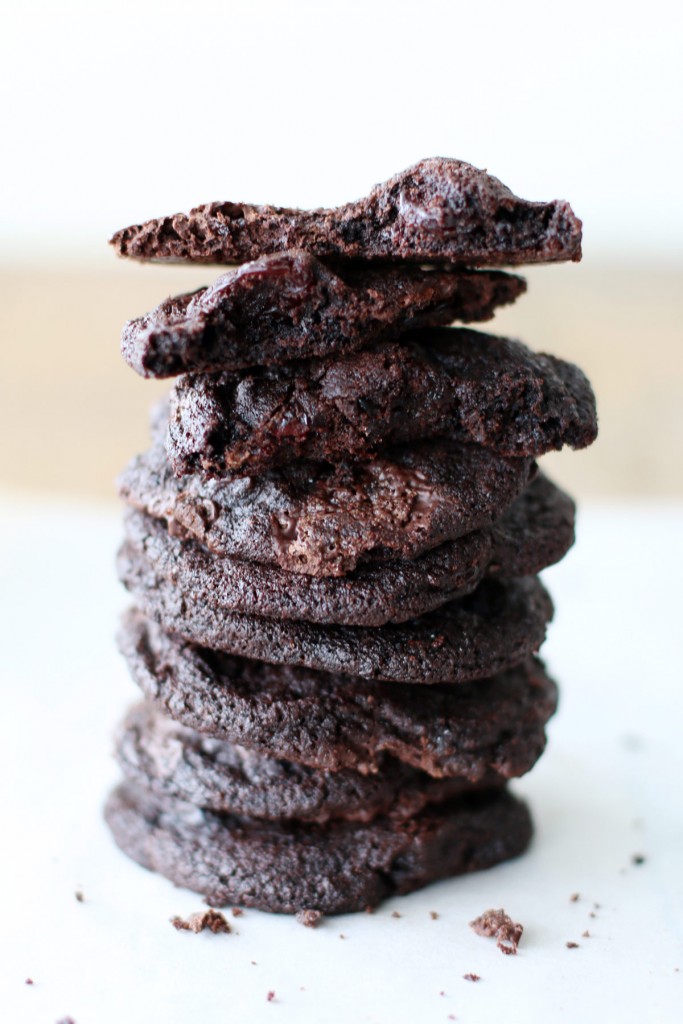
left=121, top=252, right=525, bottom=378
left=110, top=158, right=582, bottom=267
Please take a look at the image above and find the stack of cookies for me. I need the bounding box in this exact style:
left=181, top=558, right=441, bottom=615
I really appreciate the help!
left=105, top=159, right=597, bottom=915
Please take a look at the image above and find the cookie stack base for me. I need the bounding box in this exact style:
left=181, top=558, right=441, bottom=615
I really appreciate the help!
left=105, top=782, right=532, bottom=915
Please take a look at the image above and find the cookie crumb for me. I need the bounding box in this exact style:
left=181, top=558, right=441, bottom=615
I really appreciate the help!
left=296, top=909, right=322, bottom=928
left=470, top=908, right=523, bottom=955
left=25, top=978, right=34, bottom=986
left=267, top=991, right=275, bottom=1002
left=582, top=930, right=590, bottom=938
left=589, top=911, right=597, bottom=918
left=170, top=909, right=231, bottom=934
left=569, top=892, right=580, bottom=902
left=448, top=1016, right=457, bottom=1021
left=632, top=854, right=646, bottom=866
left=364, top=905, right=375, bottom=914
left=231, top=907, right=244, bottom=917
left=251, top=960, right=257, bottom=965
left=430, top=911, right=439, bottom=920
left=463, top=973, right=480, bottom=982
left=593, top=902, right=601, bottom=909
left=391, top=911, right=402, bottom=919
left=74, top=891, right=84, bottom=903
left=566, top=941, right=579, bottom=949
left=339, top=933, right=346, bottom=939
left=56, top=1018, right=76, bottom=1024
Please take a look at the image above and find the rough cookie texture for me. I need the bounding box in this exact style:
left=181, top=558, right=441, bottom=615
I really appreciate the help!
left=110, top=158, right=582, bottom=266
left=119, top=611, right=557, bottom=777
left=104, top=782, right=533, bottom=915
left=120, top=477, right=571, bottom=627
left=121, top=509, right=491, bottom=627
left=119, top=441, right=534, bottom=577
left=116, top=702, right=502, bottom=823
left=167, top=328, right=597, bottom=476
left=121, top=251, right=525, bottom=377
left=118, top=550, right=554, bottom=683
left=488, top=474, right=575, bottom=578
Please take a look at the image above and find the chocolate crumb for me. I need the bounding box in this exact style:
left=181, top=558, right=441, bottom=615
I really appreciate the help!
left=74, top=891, right=84, bottom=903
left=566, top=941, right=579, bottom=949
left=470, top=908, right=523, bottom=955
left=339, top=933, right=346, bottom=940
left=170, top=909, right=231, bottom=934
left=364, top=905, right=375, bottom=914
left=25, top=978, right=34, bottom=986
left=296, top=909, right=323, bottom=928
left=632, top=854, right=646, bottom=865
left=582, top=930, right=590, bottom=938
left=56, top=1019, right=76, bottom=1024
left=391, top=911, right=402, bottom=919
left=439, top=990, right=446, bottom=996
left=463, top=973, right=481, bottom=982
left=430, top=911, right=439, bottom=920
left=569, top=892, right=580, bottom=902
left=448, top=1016, right=457, bottom=1021
left=593, top=902, right=601, bottom=909
left=231, top=908, right=244, bottom=917
left=589, top=912, right=597, bottom=919
left=267, top=991, right=275, bottom=1002
left=251, top=961, right=257, bottom=965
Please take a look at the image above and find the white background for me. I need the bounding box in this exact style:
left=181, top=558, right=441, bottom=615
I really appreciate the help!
left=1, top=0, right=682, bottom=262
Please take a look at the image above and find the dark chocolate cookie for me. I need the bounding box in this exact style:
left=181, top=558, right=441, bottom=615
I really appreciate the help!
left=116, top=702, right=502, bottom=824
left=121, top=251, right=525, bottom=377
left=489, top=473, right=575, bottom=578
left=104, top=781, right=533, bottom=914
left=121, top=509, right=493, bottom=627
left=119, top=546, right=553, bottom=682
left=110, top=157, right=581, bottom=266
left=120, top=474, right=571, bottom=627
left=119, top=439, right=533, bottom=577
left=167, top=328, right=597, bottom=477
left=119, top=612, right=557, bottom=780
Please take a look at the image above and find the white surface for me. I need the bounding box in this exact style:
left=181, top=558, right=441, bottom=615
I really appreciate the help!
left=2, top=0, right=683, bottom=261
left=1, top=495, right=682, bottom=1024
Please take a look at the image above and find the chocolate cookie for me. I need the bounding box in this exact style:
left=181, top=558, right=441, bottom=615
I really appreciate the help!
left=121, top=251, right=525, bottom=377
left=119, top=440, right=534, bottom=577
left=489, top=473, right=575, bottom=578
left=119, top=547, right=553, bottom=682
left=121, top=509, right=493, bottom=627
left=167, top=328, right=597, bottom=477
left=119, top=613, right=558, bottom=779
left=116, top=702, right=502, bottom=824
left=110, top=157, right=581, bottom=266
left=104, top=782, right=533, bottom=914
left=120, top=475, right=571, bottom=627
